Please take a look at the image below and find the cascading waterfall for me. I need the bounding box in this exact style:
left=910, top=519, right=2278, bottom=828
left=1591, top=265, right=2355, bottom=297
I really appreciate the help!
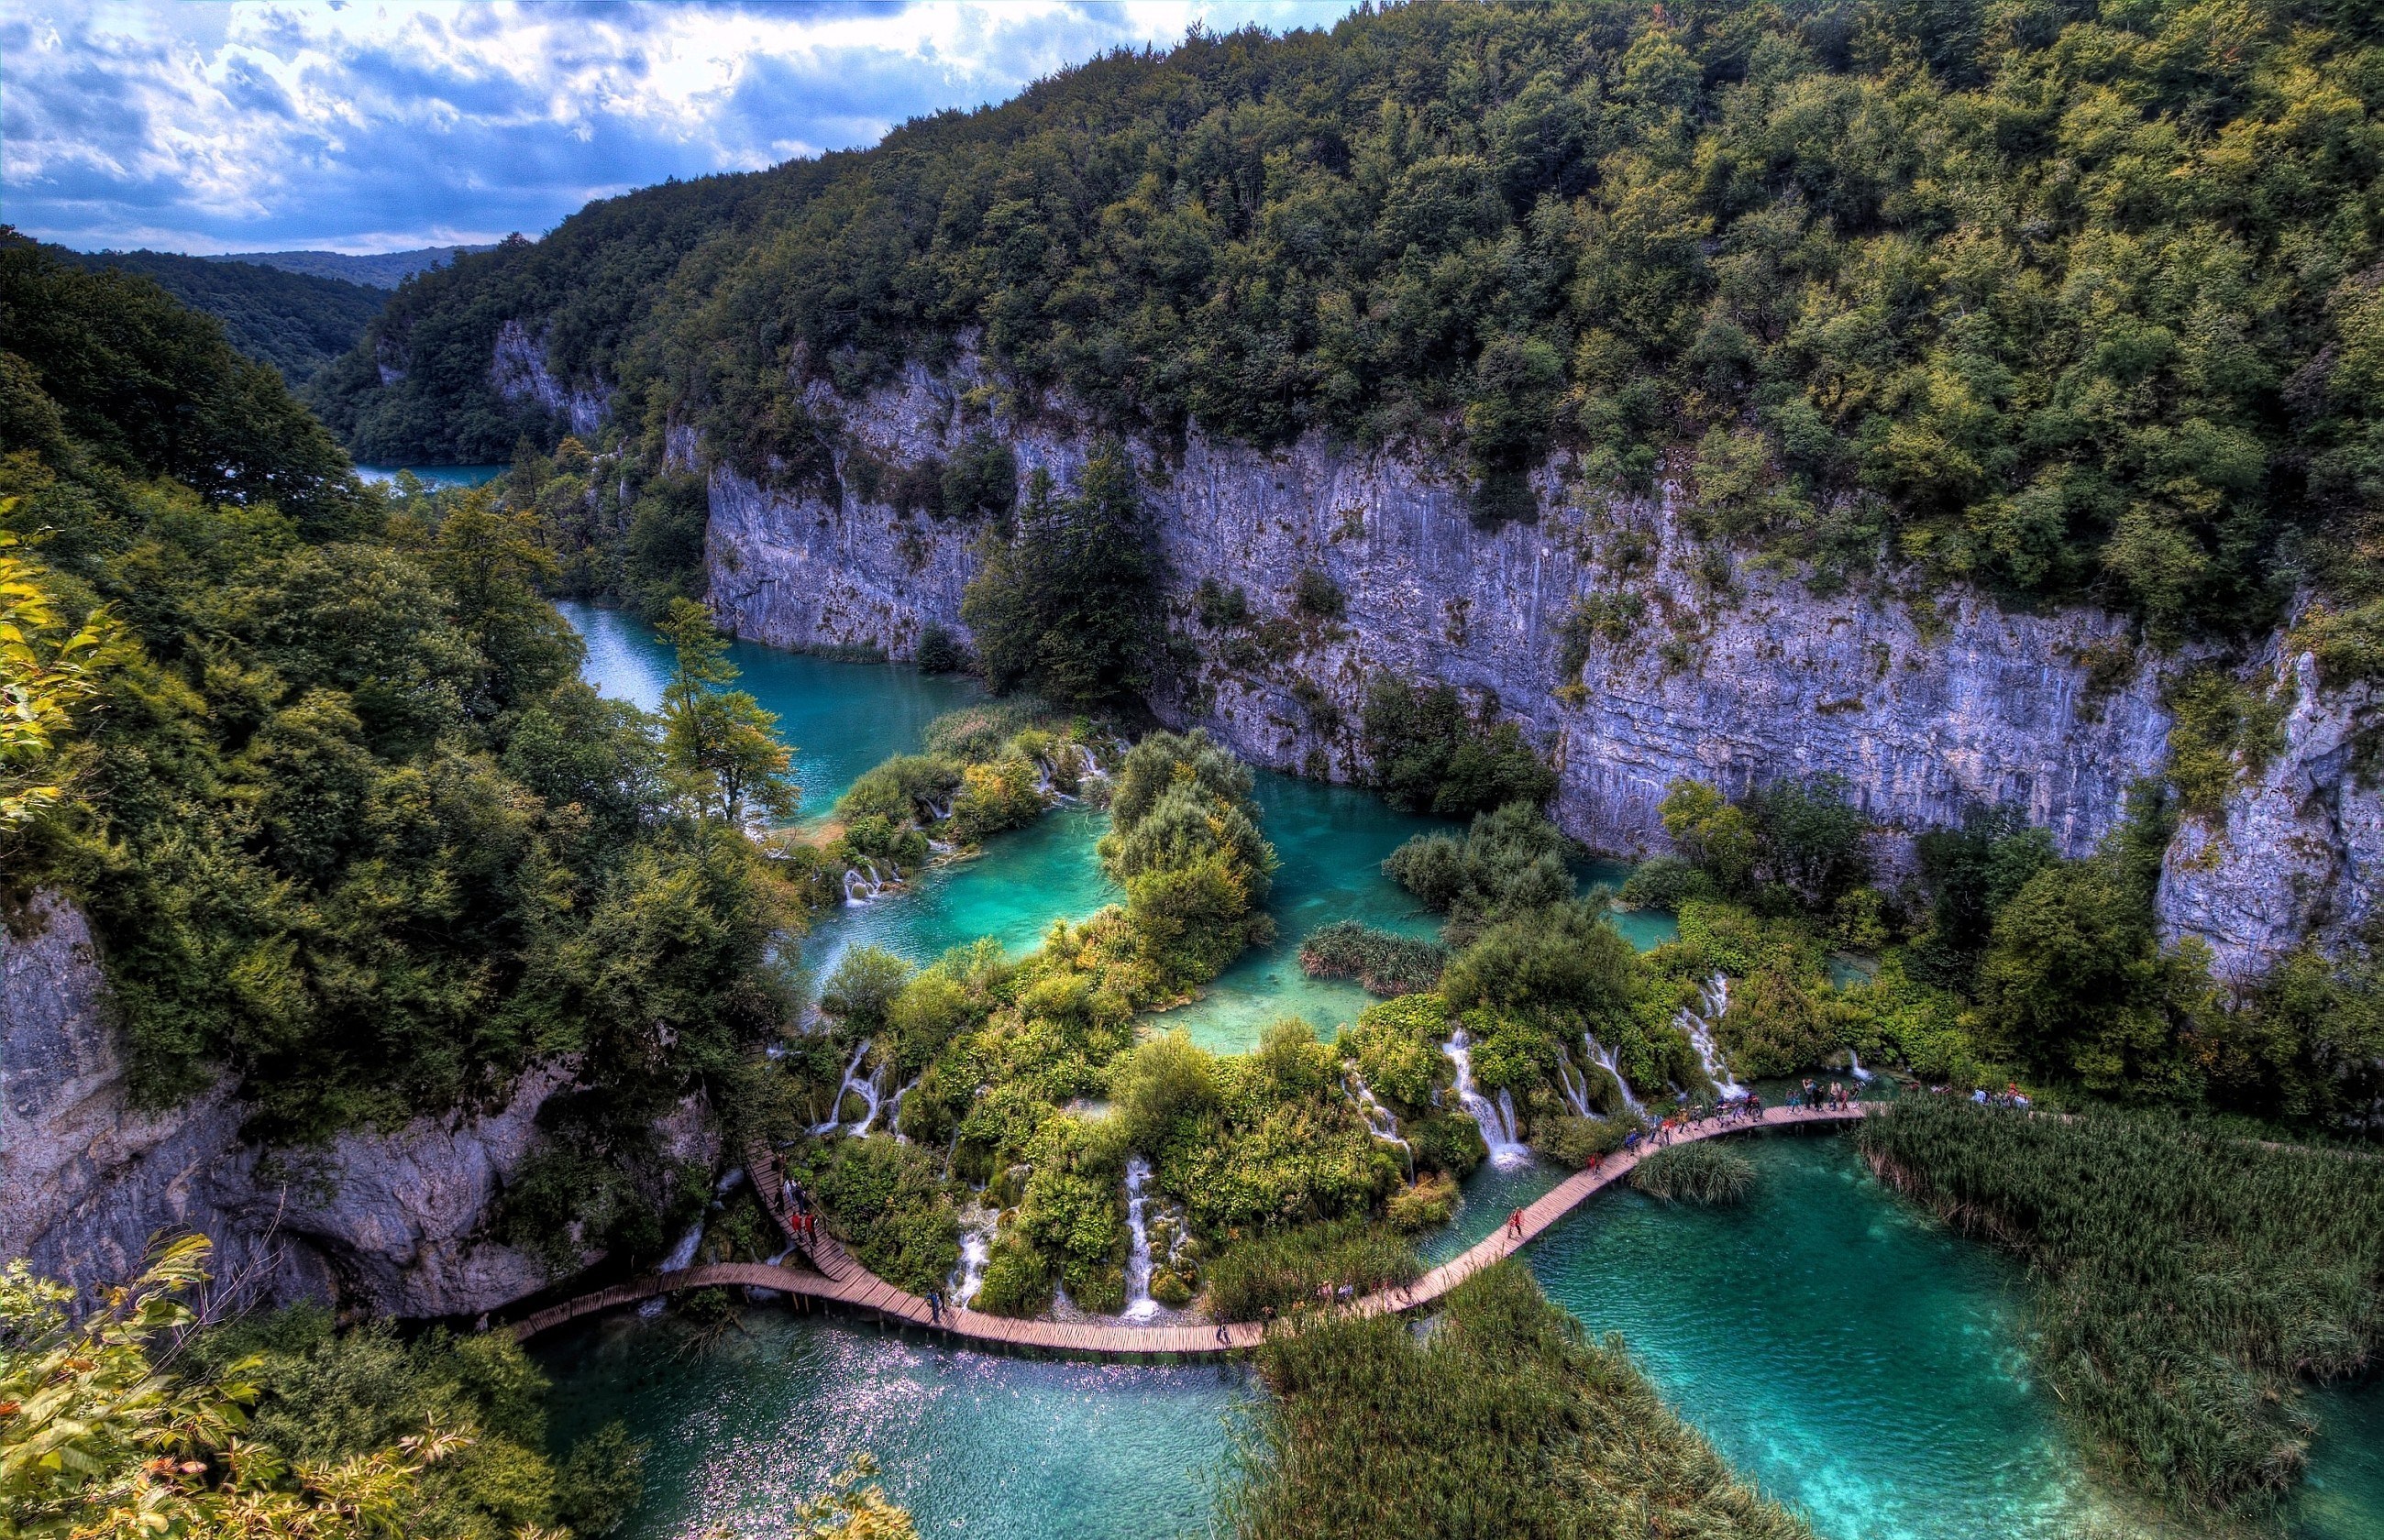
left=1583, top=1033, right=1645, bottom=1117
left=811, top=1040, right=877, bottom=1135
left=841, top=856, right=901, bottom=906
left=638, top=1214, right=708, bottom=1315
left=883, top=1073, right=922, bottom=1142
left=1553, top=1046, right=1596, bottom=1118
left=1443, top=1028, right=1530, bottom=1168
left=1121, top=1156, right=1161, bottom=1320
left=949, top=1204, right=998, bottom=1308
left=1847, top=1048, right=1874, bottom=1083
left=1677, top=972, right=1744, bottom=1097
left=1346, top=1071, right=1413, bottom=1172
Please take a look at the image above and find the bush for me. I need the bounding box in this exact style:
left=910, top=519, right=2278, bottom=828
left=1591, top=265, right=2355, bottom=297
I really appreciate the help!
left=1384, top=1172, right=1459, bottom=1230
left=1407, top=1110, right=1487, bottom=1179
left=1383, top=801, right=1574, bottom=937
left=1619, top=853, right=1711, bottom=911
left=1532, top=1115, right=1628, bottom=1169
left=804, top=1137, right=960, bottom=1295
left=1630, top=1141, right=1755, bottom=1204
left=1361, top=676, right=1555, bottom=819
left=1291, top=567, right=1345, bottom=620
left=1298, top=921, right=1447, bottom=996
left=1338, top=995, right=1449, bottom=1109
left=960, top=447, right=1154, bottom=708
left=916, top=622, right=967, bottom=674
left=973, top=1236, right=1054, bottom=1318
left=1203, top=1219, right=1420, bottom=1323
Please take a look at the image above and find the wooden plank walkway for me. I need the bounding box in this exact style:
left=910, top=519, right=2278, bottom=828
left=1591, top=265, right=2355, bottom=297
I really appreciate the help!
left=513, top=1104, right=1865, bottom=1358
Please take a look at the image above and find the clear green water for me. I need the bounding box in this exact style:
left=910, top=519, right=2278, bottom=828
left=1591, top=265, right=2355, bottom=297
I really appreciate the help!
left=356, top=463, right=507, bottom=489
left=532, top=1313, right=1252, bottom=1540
left=546, top=605, right=2383, bottom=1540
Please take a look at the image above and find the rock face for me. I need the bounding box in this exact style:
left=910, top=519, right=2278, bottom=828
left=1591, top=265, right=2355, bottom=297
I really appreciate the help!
left=704, top=361, right=2379, bottom=977
left=491, top=320, right=610, bottom=438
left=1, top=895, right=590, bottom=1316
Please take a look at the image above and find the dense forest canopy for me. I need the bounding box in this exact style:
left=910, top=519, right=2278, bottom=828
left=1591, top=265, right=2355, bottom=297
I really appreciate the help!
left=52, top=245, right=388, bottom=385
left=1, top=238, right=790, bottom=1269
left=316, top=0, right=2384, bottom=643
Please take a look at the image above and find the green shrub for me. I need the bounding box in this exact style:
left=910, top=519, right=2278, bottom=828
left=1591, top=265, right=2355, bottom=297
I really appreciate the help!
left=1630, top=1141, right=1755, bottom=1204
left=973, top=1237, right=1054, bottom=1318
left=1532, top=1115, right=1628, bottom=1169
left=1297, top=921, right=1447, bottom=996
left=1223, top=1264, right=1812, bottom=1539
left=960, top=448, right=1155, bottom=708
left=1338, top=995, right=1449, bottom=1109
left=802, top=1136, right=960, bottom=1295
left=1361, top=676, right=1555, bottom=819
left=1203, top=1219, right=1420, bottom=1323
left=1384, top=1172, right=1459, bottom=1231
left=1407, top=1111, right=1487, bottom=1179
left=1290, top=567, right=1344, bottom=621
left=1384, top=801, right=1574, bottom=937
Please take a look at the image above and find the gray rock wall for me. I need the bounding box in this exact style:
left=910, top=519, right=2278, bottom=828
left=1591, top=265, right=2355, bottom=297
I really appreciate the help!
left=1, top=895, right=597, bottom=1316
left=703, top=361, right=2378, bottom=977
left=491, top=320, right=610, bottom=438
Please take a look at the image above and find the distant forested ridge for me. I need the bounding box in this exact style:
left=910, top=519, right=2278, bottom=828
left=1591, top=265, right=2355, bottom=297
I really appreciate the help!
left=314, top=0, right=2384, bottom=644
left=54, top=245, right=387, bottom=385
left=212, top=245, right=490, bottom=289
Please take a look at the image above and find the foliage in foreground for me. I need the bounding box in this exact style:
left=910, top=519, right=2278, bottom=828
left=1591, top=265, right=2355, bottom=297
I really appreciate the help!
left=1203, top=1218, right=1421, bottom=1325
left=1857, top=1097, right=2384, bottom=1518
left=1225, top=1262, right=1811, bottom=1540
left=0, top=1236, right=640, bottom=1540
left=1296, top=920, right=1447, bottom=997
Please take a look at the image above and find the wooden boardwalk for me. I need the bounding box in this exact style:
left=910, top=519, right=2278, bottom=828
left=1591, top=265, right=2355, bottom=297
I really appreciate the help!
left=512, top=1104, right=1866, bottom=1358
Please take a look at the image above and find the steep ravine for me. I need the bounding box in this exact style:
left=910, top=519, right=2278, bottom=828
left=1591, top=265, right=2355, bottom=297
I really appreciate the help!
left=703, top=360, right=2378, bottom=980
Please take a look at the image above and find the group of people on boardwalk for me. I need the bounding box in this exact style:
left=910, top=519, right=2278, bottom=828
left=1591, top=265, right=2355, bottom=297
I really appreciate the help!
left=1791, top=1078, right=1860, bottom=1112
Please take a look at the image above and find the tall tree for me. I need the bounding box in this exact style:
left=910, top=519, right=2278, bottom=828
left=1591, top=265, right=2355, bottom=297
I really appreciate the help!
left=656, top=598, right=799, bottom=829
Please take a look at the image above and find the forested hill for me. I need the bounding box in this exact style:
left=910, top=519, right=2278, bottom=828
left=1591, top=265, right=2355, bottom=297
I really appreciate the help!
left=210, top=245, right=489, bottom=289
left=315, top=0, right=2384, bottom=645
left=55, top=245, right=388, bottom=385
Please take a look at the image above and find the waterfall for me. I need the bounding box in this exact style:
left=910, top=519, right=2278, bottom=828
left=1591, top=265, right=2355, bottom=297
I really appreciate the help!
left=949, top=1204, right=998, bottom=1308
left=846, top=1060, right=894, bottom=1137
left=922, top=796, right=953, bottom=822
left=811, top=1040, right=877, bottom=1135
left=1677, top=972, right=1744, bottom=1097
left=1121, top=1156, right=1161, bottom=1320
left=1075, top=743, right=1110, bottom=784
left=638, top=1215, right=707, bottom=1315
left=1346, top=1071, right=1413, bottom=1171
left=1847, top=1048, right=1874, bottom=1083
left=883, top=1072, right=922, bottom=1142
left=1442, top=1028, right=1530, bottom=1168
left=842, top=856, right=900, bottom=906
left=1553, top=1046, right=1596, bottom=1118
left=1583, top=1033, right=1645, bottom=1117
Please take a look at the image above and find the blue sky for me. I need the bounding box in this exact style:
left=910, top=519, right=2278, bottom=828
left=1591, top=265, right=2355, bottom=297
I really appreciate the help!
left=1, top=1, right=1358, bottom=256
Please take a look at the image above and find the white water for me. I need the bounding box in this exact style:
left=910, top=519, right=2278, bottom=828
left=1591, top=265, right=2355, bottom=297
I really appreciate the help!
left=883, top=1072, right=922, bottom=1142
left=1583, top=1032, right=1645, bottom=1118
left=1678, top=973, right=1744, bottom=1098
left=1346, top=1071, right=1414, bottom=1170
left=811, top=1040, right=881, bottom=1136
left=638, top=1216, right=707, bottom=1315
left=1121, top=1156, right=1161, bottom=1320
left=841, top=855, right=900, bottom=906
left=949, top=1204, right=998, bottom=1307
left=1848, top=1048, right=1875, bottom=1083
left=1553, top=1045, right=1596, bottom=1118
left=1443, top=1028, right=1531, bottom=1168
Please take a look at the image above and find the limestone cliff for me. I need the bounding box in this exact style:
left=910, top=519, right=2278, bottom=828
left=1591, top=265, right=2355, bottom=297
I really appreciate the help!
left=491, top=319, right=610, bottom=439
left=0, top=894, right=608, bottom=1315
left=703, top=361, right=2378, bottom=978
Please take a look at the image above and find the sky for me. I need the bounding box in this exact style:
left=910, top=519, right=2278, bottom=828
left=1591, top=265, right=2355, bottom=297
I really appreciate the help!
left=1, top=0, right=1358, bottom=256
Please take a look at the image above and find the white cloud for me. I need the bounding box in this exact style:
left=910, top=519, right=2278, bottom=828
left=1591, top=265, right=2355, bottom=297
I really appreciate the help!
left=0, top=0, right=1355, bottom=253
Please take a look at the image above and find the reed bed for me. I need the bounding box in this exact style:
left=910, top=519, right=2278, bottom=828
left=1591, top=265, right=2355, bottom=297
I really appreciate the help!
left=1297, top=920, right=1449, bottom=996
left=1222, top=1263, right=1812, bottom=1539
left=1204, top=1219, right=1422, bottom=1323
left=1857, top=1098, right=2384, bottom=1518
left=1630, top=1141, right=1756, bottom=1205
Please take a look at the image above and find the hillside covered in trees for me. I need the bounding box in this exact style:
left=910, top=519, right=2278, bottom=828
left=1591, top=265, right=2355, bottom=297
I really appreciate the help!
left=54, top=244, right=389, bottom=385
left=315, top=0, right=2384, bottom=651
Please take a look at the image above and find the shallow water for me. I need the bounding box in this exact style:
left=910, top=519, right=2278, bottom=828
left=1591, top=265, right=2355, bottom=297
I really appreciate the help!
left=545, top=605, right=2383, bottom=1540
left=356, top=462, right=506, bottom=489
left=533, top=1311, right=1252, bottom=1540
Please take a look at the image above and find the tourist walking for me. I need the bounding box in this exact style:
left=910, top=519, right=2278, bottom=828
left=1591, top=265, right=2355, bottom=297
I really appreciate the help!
left=1216, top=1322, right=1231, bottom=1345
left=927, top=1288, right=944, bottom=1324
left=1507, top=1208, right=1525, bottom=1240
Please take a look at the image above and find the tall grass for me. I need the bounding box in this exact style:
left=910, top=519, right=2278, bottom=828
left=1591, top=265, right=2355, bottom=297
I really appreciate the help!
left=1858, top=1098, right=2384, bottom=1518
left=1204, top=1219, right=1421, bottom=1323
left=1222, top=1263, right=1811, bottom=1539
left=1631, top=1141, right=1756, bottom=1205
left=1297, top=920, right=1447, bottom=996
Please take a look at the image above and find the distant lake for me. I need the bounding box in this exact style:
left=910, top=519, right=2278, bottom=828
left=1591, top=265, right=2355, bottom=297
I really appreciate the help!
left=355, top=464, right=505, bottom=489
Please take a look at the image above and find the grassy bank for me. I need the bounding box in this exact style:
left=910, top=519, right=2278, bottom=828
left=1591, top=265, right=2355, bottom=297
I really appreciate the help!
left=1856, top=1098, right=2384, bottom=1519
left=1223, top=1262, right=1810, bottom=1539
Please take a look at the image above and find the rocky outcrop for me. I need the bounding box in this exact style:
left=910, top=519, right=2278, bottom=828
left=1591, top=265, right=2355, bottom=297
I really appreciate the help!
left=0, top=896, right=602, bottom=1316
left=491, top=319, right=609, bottom=438
left=702, top=360, right=2378, bottom=977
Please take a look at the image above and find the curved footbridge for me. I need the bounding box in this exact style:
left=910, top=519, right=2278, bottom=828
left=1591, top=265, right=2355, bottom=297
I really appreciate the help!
left=512, top=1104, right=1865, bottom=1358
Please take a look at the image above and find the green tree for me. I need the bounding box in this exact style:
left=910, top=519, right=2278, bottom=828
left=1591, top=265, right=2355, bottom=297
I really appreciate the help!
left=959, top=445, right=1155, bottom=709
left=656, top=598, right=799, bottom=828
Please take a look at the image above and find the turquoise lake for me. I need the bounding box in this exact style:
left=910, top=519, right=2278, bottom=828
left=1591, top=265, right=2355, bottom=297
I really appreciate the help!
left=548, top=602, right=2381, bottom=1540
